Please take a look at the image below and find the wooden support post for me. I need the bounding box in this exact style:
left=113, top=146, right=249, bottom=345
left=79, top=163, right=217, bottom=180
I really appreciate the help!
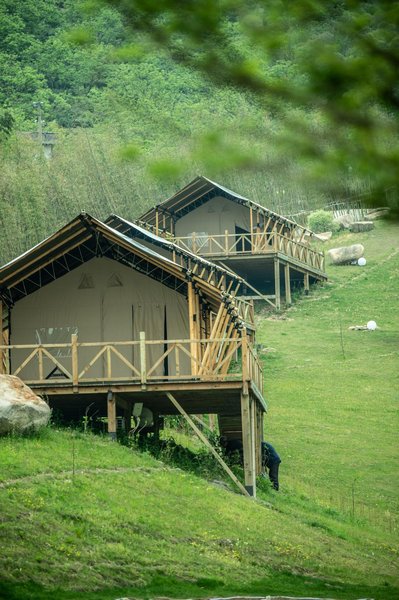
left=38, top=348, right=44, bottom=381
left=140, top=331, right=147, bottom=384
left=187, top=282, right=198, bottom=376
left=255, top=403, right=263, bottom=475
left=240, top=391, right=256, bottom=496
left=304, top=273, right=310, bottom=295
left=107, top=391, right=117, bottom=440
left=166, top=392, right=250, bottom=497
left=225, top=229, right=229, bottom=254
left=274, top=258, right=281, bottom=310
left=250, top=397, right=257, bottom=496
left=284, top=263, right=292, bottom=306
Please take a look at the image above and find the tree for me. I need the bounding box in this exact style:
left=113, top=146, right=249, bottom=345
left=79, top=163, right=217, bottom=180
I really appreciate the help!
left=96, top=0, right=399, bottom=216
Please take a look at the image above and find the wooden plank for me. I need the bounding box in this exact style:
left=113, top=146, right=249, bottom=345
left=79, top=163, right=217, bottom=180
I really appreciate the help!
left=240, top=391, right=256, bottom=496
left=107, top=391, right=117, bottom=440
left=166, top=392, right=250, bottom=497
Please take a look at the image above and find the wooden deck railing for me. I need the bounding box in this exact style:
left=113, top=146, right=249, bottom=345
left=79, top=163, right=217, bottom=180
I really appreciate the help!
left=0, top=334, right=263, bottom=392
left=173, top=231, right=325, bottom=272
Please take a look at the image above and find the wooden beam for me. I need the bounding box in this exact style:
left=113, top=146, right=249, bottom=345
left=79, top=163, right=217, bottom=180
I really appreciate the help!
left=107, top=391, right=117, bottom=440
left=240, top=391, right=256, bottom=496
left=166, top=392, right=250, bottom=497
left=284, top=263, right=292, bottom=306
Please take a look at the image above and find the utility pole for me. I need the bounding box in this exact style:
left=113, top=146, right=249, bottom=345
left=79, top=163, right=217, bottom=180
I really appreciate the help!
left=32, top=101, right=43, bottom=145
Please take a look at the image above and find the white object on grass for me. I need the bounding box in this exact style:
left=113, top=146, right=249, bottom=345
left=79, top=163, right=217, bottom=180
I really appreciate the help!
left=367, top=320, right=377, bottom=330
left=358, top=257, right=367, bottom=266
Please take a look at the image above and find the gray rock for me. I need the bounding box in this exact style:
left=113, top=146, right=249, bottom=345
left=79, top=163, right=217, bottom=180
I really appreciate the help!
left=0, top=375, right=50, bottom=435
left=334, top=213, right=354, bottom=229
left=350, top=221, right=375, bottom=233
left=327, top=244, right=364, bottom=265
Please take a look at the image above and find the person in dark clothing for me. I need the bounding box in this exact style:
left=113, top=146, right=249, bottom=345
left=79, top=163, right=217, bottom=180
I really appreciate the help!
left=261, top=441, right=281, bottom=490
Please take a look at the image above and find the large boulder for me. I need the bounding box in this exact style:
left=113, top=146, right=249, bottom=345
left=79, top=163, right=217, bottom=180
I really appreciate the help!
left=328, top=244, right=364, bottom=265
left=0, top=375, right=50, bottom=435
left=350, top=221, right=375, bottom=233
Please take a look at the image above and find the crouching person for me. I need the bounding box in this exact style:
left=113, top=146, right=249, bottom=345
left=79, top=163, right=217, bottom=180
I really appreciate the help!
left=262, top=441, right=281, bottom=491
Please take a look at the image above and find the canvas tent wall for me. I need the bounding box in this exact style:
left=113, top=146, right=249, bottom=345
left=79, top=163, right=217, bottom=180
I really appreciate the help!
left=173, top=195, right=250, bottom=242
left=139, top=175, right=305, bottom=240
left=10, top=257, right=189, bottom=380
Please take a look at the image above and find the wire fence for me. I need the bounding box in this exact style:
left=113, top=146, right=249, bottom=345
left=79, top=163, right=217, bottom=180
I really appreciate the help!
left=298, top=485, right=398, bottom=534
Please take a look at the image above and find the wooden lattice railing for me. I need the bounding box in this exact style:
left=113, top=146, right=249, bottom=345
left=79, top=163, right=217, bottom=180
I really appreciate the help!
left=0, top=333, right=262, bottom=392
left=173, top=231, right=325, bottom=272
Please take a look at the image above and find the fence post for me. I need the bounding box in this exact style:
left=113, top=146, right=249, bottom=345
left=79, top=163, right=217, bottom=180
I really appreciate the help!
left=71, top=334, right=78, bottom=386
left=140, top=331, right=147, bottom=384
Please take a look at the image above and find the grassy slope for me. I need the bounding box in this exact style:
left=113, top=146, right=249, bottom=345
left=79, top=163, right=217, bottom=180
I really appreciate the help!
left=0, top=222, right=398, bottom=600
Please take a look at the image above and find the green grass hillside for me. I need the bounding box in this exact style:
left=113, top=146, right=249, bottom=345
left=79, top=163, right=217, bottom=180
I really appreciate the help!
left=0, top=221, right=398, bottom=600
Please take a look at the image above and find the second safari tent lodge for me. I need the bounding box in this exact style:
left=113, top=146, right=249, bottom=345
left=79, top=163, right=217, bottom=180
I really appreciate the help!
left=139, top=176, right=327, bottom=308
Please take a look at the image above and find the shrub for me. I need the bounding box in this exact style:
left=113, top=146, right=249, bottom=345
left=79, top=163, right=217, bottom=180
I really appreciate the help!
left=307, top=209, right=337, bottom=233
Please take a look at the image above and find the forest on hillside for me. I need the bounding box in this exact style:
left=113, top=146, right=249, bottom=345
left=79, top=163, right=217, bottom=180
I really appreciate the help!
left=0, top=0, right=397, bottom=262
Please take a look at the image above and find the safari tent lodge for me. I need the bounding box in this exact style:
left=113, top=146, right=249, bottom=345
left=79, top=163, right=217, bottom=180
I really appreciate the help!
left=139, top=176, right=327, bottom=308
left=0, top=213, right=266, bottom=495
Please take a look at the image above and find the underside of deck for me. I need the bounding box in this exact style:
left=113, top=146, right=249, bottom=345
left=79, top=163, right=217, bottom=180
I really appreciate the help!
left=31, top=378, right=265, bottom=419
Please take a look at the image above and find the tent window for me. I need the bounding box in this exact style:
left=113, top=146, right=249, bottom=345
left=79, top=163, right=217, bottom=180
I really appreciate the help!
left=35, top=326, right=78, bottom=357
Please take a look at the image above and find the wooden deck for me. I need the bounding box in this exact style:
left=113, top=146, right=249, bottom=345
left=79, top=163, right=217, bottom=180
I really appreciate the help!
left=0, top=335, right=265, bottom=497
left=173, top=231, right=325, bottom=276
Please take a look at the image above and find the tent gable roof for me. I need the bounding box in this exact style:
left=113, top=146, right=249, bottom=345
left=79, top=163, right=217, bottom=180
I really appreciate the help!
left=140, top=175, right=301, bottom=230
left=0, top=213, right=189, bottom=305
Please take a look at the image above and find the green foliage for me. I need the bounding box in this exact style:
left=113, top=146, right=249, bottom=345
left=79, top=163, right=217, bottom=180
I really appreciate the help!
left=307, top=209, right=338, bottom=233
left=95, top=0, right=399, bottom=216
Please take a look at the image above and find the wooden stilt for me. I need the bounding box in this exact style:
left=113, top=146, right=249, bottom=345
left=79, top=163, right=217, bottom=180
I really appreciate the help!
left=107, top=391, right=117, bottom=440
left=250, top=397, right=257, bottom=498
left=284, top=263, right=292, bottom=306
left=274, top=258, right=281, bottom=310
left=241, top=391, right=256, bottom=496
